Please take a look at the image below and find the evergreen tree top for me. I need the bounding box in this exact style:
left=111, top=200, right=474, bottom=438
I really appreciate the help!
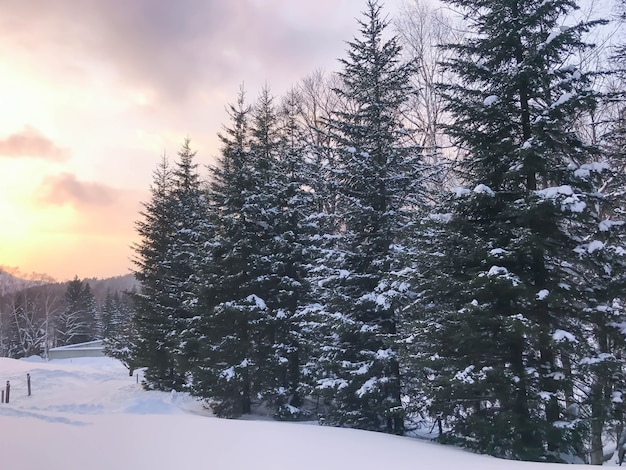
left=440, top=0, right=606, bottom=79
left=438, top=0, right=607, bottom=192
left=334, top=0, right=413, bottom=113
left=146, top=154, right=173, bottom=201
left=173, top=137, right=201, bottom=193
left=218, top=87, right=251, bottom=154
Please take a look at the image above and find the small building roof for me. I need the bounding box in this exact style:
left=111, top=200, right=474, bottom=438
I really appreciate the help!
left=49, top=340, right=104, bottom=351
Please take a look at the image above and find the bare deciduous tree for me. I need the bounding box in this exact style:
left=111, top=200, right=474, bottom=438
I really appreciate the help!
left=395, top=0, right=464, bottom=190
left=7, top=291, right=46, bottom=358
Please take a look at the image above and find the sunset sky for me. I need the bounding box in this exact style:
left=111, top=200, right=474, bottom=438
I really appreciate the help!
left=0, top=0, right=406, bottom=281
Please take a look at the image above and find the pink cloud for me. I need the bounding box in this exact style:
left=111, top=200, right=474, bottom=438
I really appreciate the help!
left=39, top=172, right=118, bottom=207
left=36, top=172, right=145, bottom=238
left=0, top=126, right=69, bottom=161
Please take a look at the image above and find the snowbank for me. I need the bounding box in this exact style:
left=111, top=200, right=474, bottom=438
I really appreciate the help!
left=0, top=356, right=618, bottom=469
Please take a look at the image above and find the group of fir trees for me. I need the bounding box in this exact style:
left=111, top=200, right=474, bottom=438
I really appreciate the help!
left=131, top=141, right=207, bottom=391
left=191, top=87, right=316, bottom=418
left=129, top=0, right=626, bottom=463
left=101, top=288, right=138, bottom=374
left=132, top=1, right=420, bottom=427
left=0, top=276, right=134, bottom=359
left=57, top=277, right=134, bottom=348
left=56, top=277, right=99, bottom=345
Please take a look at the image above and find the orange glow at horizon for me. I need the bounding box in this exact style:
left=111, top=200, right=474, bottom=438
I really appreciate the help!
left=0, top=141, right=145, bottom=281
left=1, top=231, right=137, bottom=282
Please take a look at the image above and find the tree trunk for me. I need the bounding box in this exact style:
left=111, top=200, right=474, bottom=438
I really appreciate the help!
left=511, top=334, right=537, bottom=456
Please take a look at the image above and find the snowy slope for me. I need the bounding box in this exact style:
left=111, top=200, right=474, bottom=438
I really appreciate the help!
left=0, top=357, right=615, bottom=469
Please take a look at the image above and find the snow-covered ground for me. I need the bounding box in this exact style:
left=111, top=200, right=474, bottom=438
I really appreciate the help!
left=0, top=356, right=616, bottom=469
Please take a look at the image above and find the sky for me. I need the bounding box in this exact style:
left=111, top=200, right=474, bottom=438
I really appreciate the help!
left=0, top=0, right=619, bottom=282
left=0, top=0, right=406, bottom=281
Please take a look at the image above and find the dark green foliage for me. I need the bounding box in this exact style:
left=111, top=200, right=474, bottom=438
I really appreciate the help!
left=103, top=318, right=139, bottom=377
left=403, top=0, right=626, bottom=461
left=134, top=138, right=208, bottom=391
left=192, top=88, right=314, bottom=418
left=102, top=289, right=139, bottom=375
left=166, top=138, right=208, bottom=385
left=100, top=289, right=134, bottom=340
left=131, top=138, right=206, bottom=391
left=122, top=1, right=626, bottom=459
left=309, top=0, right=419, bottom=435
left=131, top=155, right=185, bottom=391
left=253, top=89, right=315, bottom=415
left=191, top=90, right=256, bottom=416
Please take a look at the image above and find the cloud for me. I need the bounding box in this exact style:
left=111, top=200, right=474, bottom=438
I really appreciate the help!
left=35, top=172, right=144, bottom=239
left=0, top=127, right=70, bottom=161
left=39, top=173, right=119, bottom=207
left=0, top=0, right=367, bottom=105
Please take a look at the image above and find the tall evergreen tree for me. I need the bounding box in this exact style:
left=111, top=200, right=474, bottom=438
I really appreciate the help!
left=132, top=140, right=206, bottom=391
left=131, top=155, right=183, bottom=390
left=100, top=289, right=116, bottom=340
left=310, top=0, right=418, bottom=434
left=192, top=90, right=258, bottom=417
left=101, top=289, right=135, bottom=340
left=253, top=88, right=314, bottom=418
left=405, top=0, right=625, bottom=461
left=585, top=27, right=626, bottom=460
left=166, top=138, right=208, bottom=385
left=103, top=291, right=139, bottom=377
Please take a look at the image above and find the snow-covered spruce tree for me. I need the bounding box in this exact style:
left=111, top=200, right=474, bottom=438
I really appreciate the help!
left=193, top=88, right=314, bottom=419
left=100, top=289, right=134, bottom=340
left=132, top=140, right=207, bottom=390
left=293, top=73, right=352, bottom=414
left=583, top=77, right=626, bottom=464
left=404, top=0, right=625, bottom=461
left=99, top=289, right=115, bottom=340
left=57, top=277, right=97, bottom=346
left=165, top=138, right=208, bottom=386
left=309, top=0, right=419, bottom=435
left=192, top=90, right=258, bottom=417
left=103, top=303, right=140, bottom=377
left=131, top=155, right=184, bottom=390
left=569, top=7, right=626, bottom=463
left=260, top=89, right=317, bottom=419
left=217, top=86, right=288, bottom=416
left=102, top=288, right=139, bottom=376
